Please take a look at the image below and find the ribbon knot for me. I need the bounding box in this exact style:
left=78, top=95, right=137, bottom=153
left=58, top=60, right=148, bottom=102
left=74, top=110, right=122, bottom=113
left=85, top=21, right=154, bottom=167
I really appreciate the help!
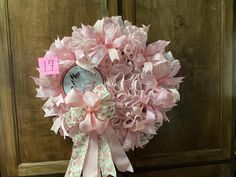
left=87, top=107, right=94, bottom=112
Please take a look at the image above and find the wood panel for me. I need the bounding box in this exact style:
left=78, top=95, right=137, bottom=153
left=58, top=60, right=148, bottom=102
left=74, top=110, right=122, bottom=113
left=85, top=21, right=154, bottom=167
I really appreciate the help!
left=122, top=0, right=233, bottom=168
left=128, top=163, right=231, bottom=177
left=0, top=0, right=19, bottom=176
left=233, top=0, right=236, bottom=158
left=0, top=0, right=118, bottom=176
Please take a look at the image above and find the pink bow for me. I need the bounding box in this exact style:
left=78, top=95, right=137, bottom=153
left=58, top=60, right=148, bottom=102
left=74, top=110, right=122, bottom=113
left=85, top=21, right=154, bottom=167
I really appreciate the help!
left=64, top=84, right=115, bottom=134
left=63, top=84, right=133, bottom=177
left=79, top=91, right=109, bottom=134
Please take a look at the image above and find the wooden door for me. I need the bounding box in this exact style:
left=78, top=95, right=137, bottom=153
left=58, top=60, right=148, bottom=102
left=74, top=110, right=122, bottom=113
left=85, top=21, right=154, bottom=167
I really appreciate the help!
left=0, top=0, right=117, bottom=176
left=122, top=0, right=233, bottom=169
left=0, top=0, right=234, bottom=177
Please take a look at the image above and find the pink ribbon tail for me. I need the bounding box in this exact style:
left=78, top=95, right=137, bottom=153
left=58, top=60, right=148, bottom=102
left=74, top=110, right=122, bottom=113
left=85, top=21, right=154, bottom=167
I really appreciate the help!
left=123, top=131, right=136, bottom=151
left=83, top=132, right=99, bottom=177
left=105, top=125, right=134, bottom=172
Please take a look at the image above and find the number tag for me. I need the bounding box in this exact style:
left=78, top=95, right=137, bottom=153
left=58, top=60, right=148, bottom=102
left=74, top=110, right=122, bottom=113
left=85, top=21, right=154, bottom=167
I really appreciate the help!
left=38, top=56, right=59, bottom=75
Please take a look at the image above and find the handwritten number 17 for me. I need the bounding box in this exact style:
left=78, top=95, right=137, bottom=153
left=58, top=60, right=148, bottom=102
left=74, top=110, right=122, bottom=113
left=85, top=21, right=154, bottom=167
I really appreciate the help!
left=43, top=59, right=54, bottom=72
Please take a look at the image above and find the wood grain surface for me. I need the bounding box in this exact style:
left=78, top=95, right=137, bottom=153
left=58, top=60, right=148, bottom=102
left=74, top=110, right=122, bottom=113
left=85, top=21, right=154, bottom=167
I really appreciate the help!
left=0, top=0, right=234, bottom=176
left=0, top=0, right=19, bottom=176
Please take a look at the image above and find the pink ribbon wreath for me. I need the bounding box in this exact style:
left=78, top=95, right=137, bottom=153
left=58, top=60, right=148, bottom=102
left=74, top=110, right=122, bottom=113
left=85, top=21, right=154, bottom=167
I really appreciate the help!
left=33, top=16, right=183, bottom=177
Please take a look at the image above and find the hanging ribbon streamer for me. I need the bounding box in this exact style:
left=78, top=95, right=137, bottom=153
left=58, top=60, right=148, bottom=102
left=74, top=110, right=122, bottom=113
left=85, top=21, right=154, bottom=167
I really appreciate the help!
left=62, top=85, right=133, bottom=177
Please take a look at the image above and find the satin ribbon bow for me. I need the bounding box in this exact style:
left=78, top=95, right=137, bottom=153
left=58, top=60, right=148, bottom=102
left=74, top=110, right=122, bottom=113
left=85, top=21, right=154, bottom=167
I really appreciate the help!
left=63, top=84, right=133, bottom=177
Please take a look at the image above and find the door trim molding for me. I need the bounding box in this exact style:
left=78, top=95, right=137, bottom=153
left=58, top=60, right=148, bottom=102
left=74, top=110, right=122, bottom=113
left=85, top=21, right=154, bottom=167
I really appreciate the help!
left=0, top=0, right=19, bottom=176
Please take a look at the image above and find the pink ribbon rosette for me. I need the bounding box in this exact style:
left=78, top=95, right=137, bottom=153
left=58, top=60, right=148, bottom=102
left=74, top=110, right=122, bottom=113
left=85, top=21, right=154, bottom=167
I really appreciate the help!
left=32, top=16, right=183, bottom=177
